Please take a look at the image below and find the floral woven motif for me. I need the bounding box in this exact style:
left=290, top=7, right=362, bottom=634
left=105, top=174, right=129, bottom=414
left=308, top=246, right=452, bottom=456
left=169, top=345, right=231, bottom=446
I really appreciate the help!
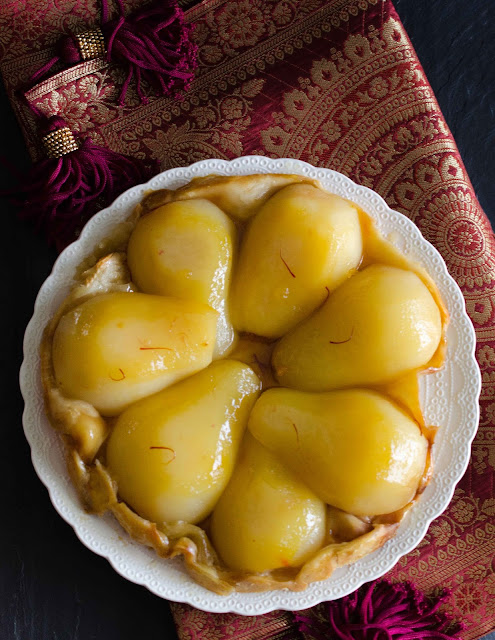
left=1, top=0, right=493, bottom=638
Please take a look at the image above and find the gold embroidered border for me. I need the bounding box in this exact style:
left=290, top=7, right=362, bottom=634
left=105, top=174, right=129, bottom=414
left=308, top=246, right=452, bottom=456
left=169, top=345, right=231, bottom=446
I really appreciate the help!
left=104, top=0, right=380, bottom=138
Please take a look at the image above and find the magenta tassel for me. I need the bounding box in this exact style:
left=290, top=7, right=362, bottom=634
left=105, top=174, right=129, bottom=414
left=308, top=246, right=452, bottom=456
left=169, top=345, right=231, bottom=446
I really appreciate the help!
left=102, top=0, right=198, bottom=105
left=10, top=116, right=155, bottom=249
left=29, top=0, right=198, bottom=105
left=295, top=581, right=463, bottom=640
left=29, top=37, right=82, bottom=84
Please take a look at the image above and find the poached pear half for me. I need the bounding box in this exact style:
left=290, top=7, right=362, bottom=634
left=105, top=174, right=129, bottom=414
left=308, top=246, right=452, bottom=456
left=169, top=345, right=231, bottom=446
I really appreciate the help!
left=106, top=360, right=260, bottom=525
left=231, top=183, right=362, bottom=338
left=248, top=387, right=428, bottom=516
left=127, top=199, right=236, bottom=357
left=273, top=264, right=442, bottom=390
left=210, top=434, right=326, bottom=572
left=52, top=292, right=217, bottom=416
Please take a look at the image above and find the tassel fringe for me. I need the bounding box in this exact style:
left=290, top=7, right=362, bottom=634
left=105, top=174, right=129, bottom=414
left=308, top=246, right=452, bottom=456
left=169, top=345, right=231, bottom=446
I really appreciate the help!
left=29, top=0, right=198, bottom=104
left=10, top=117, right=154, bottom=249
left=295, top=581, right=463, bottom=640
left=103, top=0, right=198, bottom=105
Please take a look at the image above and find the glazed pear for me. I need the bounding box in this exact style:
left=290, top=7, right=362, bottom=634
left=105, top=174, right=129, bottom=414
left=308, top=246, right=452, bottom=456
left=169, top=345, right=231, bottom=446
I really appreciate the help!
left=248, top=388, right=428, bottom=516
left=52, top=292, right=217, bottom=416
left=210, top=434, right=326, bottom=572
left=106, top=360, right=260, bottom=525
left=127, top=199, right=235, bottom=357
left=273, top=264, right=442, bottom=390
left=230, top=183, right=362, bottom=338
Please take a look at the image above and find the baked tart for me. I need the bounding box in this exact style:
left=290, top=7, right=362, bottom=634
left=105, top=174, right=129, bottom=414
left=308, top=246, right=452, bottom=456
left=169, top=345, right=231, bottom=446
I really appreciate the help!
left=40, top=173, right=448, bottom=594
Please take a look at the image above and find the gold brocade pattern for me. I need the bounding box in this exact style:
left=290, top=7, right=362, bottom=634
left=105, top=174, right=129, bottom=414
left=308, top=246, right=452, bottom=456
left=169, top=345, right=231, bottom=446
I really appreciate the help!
left=390, top=488, right=495, bottom=630
left=253, top=17, right=495, bottom=293
left=171, top=606, right=296, bottom=640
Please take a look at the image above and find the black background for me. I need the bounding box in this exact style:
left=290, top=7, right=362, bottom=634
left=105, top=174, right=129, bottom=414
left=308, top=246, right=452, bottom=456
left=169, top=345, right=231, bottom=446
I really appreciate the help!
left=1, top=1, right=494, bottom=639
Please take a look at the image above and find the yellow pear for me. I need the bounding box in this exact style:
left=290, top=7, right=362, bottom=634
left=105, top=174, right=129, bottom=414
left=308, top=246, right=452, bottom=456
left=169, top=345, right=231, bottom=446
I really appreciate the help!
left=230, top=183, right=362, bottom=338
left=106, top=360, right=260, bottom=525
left=273, top=264, right=442, bottom=390
left=52, top=292, right=217, bottom=416
left=210, top=434, right=326, bottom=572
left=127, top=199, right=236, bottom=357
left=248, top=387, right=428, bottom=516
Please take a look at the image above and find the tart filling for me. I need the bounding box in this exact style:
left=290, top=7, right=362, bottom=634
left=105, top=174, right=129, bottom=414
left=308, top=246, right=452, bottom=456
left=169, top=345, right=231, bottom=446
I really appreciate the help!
left=41, top=173, right=448, bottom=594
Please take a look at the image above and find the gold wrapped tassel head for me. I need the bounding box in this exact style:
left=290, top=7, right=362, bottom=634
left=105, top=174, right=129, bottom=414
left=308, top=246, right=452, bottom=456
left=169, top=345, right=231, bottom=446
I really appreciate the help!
left=75, top=28, right=106, bottom=61
left=41, top=126, right=79, bottom=158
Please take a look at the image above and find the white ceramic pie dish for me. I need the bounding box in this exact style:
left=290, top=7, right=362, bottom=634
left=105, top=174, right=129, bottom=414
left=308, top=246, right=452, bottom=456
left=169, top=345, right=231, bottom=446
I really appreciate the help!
left=20, top=156, right=481, bottom=615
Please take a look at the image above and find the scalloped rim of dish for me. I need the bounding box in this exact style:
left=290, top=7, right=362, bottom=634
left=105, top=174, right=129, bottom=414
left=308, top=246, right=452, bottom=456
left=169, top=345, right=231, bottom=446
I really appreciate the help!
left=20, top=157, right=481, bottom=615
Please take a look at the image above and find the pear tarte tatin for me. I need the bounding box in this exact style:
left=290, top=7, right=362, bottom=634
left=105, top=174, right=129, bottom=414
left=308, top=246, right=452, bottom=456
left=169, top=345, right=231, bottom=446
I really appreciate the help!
left=41, top=174, right=448, bottom=594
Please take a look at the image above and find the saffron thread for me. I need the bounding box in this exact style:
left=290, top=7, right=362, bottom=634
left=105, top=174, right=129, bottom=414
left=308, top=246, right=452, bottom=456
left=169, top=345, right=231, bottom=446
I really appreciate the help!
left=109, top=368, right=125, bottom=381
left=280, top=250, right=296, bottom=278
left=149, top=446, right=176, bottom=464
left=329, top=327, right=354, bottom=344
left=291, top=422, right=300, bottom=446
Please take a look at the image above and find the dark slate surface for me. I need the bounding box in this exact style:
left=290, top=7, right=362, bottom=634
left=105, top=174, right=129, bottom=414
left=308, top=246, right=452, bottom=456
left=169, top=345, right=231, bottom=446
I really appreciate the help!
left=395, top=0, right=495, bottom=222
left=1, top=1, right=494, bottom=639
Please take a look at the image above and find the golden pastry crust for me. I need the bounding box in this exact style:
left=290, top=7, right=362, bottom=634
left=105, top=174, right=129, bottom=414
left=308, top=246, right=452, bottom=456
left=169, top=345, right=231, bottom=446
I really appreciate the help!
left=139, top=173, right=318, bottom=220
left=41, top=174, right=446, bottom=594
left=65, top=443, right=398, bottom=595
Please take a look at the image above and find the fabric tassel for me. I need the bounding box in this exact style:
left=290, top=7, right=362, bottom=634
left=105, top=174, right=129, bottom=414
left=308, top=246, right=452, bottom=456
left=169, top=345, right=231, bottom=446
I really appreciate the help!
left=295, top=580, right=463, bottom=640
left=30, top=0, right=198, bottom=105
left=10, top=116, right=155, bottom=249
